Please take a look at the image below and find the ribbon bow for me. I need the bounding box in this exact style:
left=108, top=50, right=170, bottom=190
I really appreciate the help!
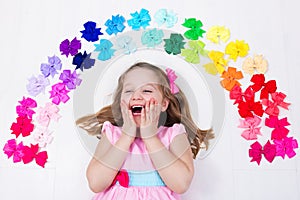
left=59, top=70, right=82, bottom=90
left=112, top=170, right=129, bottom=188
left=22, top=144, right=48, bottom=168
left=249, top=141, right=276, bottom=165
left=49, top=83, right=70, bottom=105
left=242, top=54, right=268, bottom=75
left=36, top=102, right=61, bottom=127
left=3, top=139, right=24, bottom=163
left=250, top=74, right=277, bottom=100
left=238, top=99, right=264, bottom=118
left=220, top=67, right=244, bottom=91
left=274, top=137, right=298, bottom=159
left=181, top=40, right=208, bottom=64
left=116, top=35, right=137, bottom=55
left=238, top=116, right=262, bottom=140
left=166, top=68, right=179, bottom=94
left=59, top=37, right=81, bottom=57
left=26, top=75, right=50, bottom=97
left=10, top=116, right=34, bottom=138
left=16, top=97, right=37, bottom=119
left=40, top=55, right=62, bottom=78
left=265, top=116, right=290, bottom=140
left=230, top=85, right=254, bottom=104
left=262, top=92, right=290, bottom=116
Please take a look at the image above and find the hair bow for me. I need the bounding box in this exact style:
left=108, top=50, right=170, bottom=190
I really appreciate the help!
left=16, top=97, right=37, bottom=119
left=262, top=92, right=290, bottom=116
left=230, top=85, right=254, bottom=104
left=80, top=21, right=103, bottom=42
left=166, top=68, right=179, bottom=94
left=250, top=74, right=277, bottom=100
left=40, top=55, right=62, bottom=78
left=3, top=139, right=24, bottom=163
left=59, top=37, right=81, bottom=57
left=265, top=116, right=290, bottom=140
left=36, top=102, right=61, bottom=127
left=237, top=99, right=264, bottom=118
left=22, top=144, right=48, bottom=168
left=49, top=83, right=70, bottom=105
left=274, top=137, right=298, bottom=159
left=116, top=35, right=137, bottom=55
left=238, top=116, right=262, bottom=140
left=26, top=75, right=50, bottom=97
left=10, top=116, right=34, bottom=138
left=111, top=170, right=129, bottom=188
left=59, top=70, right=82, bottom=90
left=249, top=140, right=276, bottom=165
left=220, top=67, right=244, bottom=91
left=242, top=55, right=268, bottom=75
left=33, top=127, right=53, bottom=148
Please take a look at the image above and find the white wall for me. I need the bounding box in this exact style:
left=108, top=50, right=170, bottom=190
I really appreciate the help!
left=0, top=0, right=299, bottom=200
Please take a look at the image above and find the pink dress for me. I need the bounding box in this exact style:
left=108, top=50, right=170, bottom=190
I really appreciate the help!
left=92, top=121, right=187, bottom=200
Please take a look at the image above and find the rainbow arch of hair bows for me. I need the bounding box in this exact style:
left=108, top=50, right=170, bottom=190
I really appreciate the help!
left=2, top=8, right=298, bottom=167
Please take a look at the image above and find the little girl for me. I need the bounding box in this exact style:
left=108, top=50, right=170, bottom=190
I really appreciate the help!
left=76, top=62, right=213, bottom=199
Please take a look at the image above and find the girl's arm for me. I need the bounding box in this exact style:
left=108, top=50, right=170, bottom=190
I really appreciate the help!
left=143, top=133, right=194, bottom=194
left=87, top=101, right=136, bottom=193
left=86, top=133, right=134, bottom=193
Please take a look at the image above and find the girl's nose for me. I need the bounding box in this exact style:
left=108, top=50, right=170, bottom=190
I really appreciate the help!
left=131, top=90, right=142, bottom=100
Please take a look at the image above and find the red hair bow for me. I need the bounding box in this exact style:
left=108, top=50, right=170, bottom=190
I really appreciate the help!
left=238, top=99, right=264, bottom=118
left=249, top=140, right=276, bottom=165
left=112, top=170, right=129, bottom=188
left=250, top=74, right=277, bottom=100
left=230, top=85, right=254, bottom=104
left=262, top=92, right=290, bottom=116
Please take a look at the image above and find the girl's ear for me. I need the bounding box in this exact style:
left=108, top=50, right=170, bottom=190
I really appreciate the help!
left=161, top=98, right=169, bottom=112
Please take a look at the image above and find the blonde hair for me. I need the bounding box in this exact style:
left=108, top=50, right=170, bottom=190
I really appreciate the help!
left=76, top=62, right=214, bottom=158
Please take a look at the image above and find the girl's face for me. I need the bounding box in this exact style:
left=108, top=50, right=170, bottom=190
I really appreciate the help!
left=121, top=68, right=169, bottom=125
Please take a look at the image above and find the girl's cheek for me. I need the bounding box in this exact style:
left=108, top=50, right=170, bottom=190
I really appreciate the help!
left=120, top=96, right=129, bottom=103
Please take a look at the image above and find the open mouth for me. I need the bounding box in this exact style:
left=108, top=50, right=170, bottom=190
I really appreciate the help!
left=131, top=105, right=144, bottom=115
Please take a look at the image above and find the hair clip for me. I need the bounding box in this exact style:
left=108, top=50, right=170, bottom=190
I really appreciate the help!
left=166, top=68, right=179, bottom=94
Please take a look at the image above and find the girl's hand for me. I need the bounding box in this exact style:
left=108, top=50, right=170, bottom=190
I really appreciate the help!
left=140, top=98, right=162, bottom=139
left=120, top=100, right=136, bottom=138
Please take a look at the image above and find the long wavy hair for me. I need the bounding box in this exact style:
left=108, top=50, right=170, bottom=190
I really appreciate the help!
left=76, top=62, right=214, bottom=158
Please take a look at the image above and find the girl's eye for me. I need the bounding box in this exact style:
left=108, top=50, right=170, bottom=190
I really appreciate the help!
left=125, top=90, right=133, bottom=93
left=143, top=90, right=152, bottom=93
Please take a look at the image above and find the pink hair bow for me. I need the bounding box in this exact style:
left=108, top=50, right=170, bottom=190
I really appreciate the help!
left=230, top=85, right=254, bottom=104
left=10, top=116, right=35, bottom=138
left=238, top=116, right=262, bottom=140
left=16, top=97, right=37, bottom=119
left=166, top=68, right=179, bottom=94
left=274, top=137, right=298, bottom=159
left=36, top=102, right=61, bottom=127
left=33, top=127, right=53, bottom=148
left=22, top=144, right=48, bottom=168
left=262, top=92, right=290, bottom=116
left=265, top=116, right=290, bottom=140
left=249, top=140, right=276, bottom=165
left=3, top=139, right=24, bottom=163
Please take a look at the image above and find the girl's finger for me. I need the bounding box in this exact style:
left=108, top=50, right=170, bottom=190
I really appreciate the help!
left=127, top=109, right=135, bottom=123
left=141, top=107, right=146, bottom=125
left=149, top=100, right=155, bottom=121
left=145, top=100, right=150, bottom=120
